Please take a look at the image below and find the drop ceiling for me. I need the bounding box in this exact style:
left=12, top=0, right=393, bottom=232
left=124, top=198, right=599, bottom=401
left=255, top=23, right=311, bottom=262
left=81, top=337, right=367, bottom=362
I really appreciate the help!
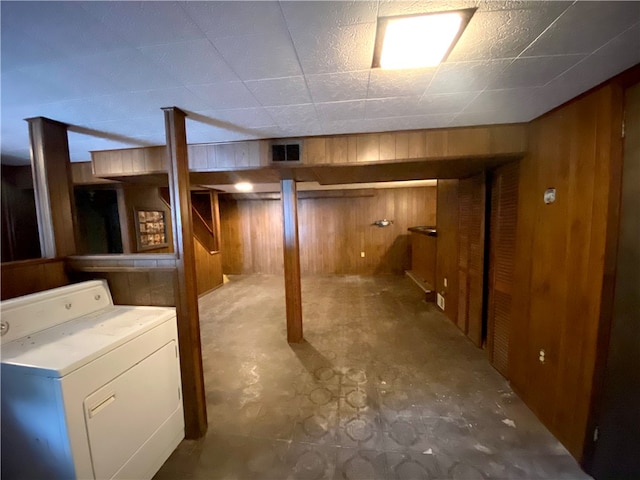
left=2, top=1, right=639, bottom=165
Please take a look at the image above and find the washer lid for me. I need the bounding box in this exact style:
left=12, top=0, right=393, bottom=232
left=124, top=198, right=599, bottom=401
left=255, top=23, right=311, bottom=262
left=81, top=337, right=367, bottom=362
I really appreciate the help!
left=0, top=306, right=176, bottom=378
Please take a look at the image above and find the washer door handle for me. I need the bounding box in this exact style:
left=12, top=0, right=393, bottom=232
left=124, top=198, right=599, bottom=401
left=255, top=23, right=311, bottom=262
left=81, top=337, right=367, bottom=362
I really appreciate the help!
left=88, top=394, right=116, bottom=418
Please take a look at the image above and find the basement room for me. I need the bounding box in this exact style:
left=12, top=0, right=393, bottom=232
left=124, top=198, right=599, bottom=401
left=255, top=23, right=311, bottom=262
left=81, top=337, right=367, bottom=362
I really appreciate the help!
left=1, top=2, right=638, bottom=480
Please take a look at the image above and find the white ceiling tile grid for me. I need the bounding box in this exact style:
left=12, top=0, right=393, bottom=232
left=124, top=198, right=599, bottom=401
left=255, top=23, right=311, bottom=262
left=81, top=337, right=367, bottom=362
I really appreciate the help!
left=1, top=1, right=639, bottom=164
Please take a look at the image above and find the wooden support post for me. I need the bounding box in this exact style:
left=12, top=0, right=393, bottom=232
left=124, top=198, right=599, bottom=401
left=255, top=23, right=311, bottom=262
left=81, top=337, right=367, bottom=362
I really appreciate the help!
left=281, top=179, right=303, bottom=343
left=26, top=117, right=77, bottom=258
left=163, top=107, right=208, bottom=439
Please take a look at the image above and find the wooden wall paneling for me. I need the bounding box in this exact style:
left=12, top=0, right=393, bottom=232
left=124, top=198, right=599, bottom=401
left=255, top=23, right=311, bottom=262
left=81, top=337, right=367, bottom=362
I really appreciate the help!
left=123, top=185, right=173, bottom=253
left=144, top=146, right=166, bottom=172
left=510, top=81, right=627, bottom=463
left=357, top=134, right=380, bottom=162
left=466, top=173, right=486, bottom=347
left=589, top=80, right=640, bottom=478
left=120, top=148, right=133, bottom=174
left=116, top=186, right=132, bottom=253
left=71, top=162, right=114, bottom=185
left=1, top=258, right=68, bottom=300
left=379, top=133, right=396, bottom=161
left=188, top=145, right=208, bottom=171
left=327, top=136, right=348, bottom=164
left=163, top=106, right=207, bottom=439
left=486, top=161, right=520, bottom=378
left=233, top=142, right=249, bottom=168
left=281, top=179, right=303, bottom=343
left=448, top=128, right=491, bottom=157
left=425, top=130, right=448, bottom=157
left=395, top=132, right=410, bottom=159
left=435, top=180, right=459, bottom=324
left=457, top=179, right=471, bottom=333
left=131, top=148, right=146, bottom=173
left=27, top=117, right=77, bottom=258
left=304, top=137, right=326, bottom=164
left=220, top=187, right=436, bottom=276
left=407, top=131, right=426, bottom=159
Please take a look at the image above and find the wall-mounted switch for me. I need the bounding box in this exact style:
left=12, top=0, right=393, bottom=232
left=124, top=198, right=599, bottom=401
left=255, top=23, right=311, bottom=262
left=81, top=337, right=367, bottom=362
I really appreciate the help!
left=360, top=251, right=365, bottom=258
left=444, top=278, right=448, bottom=288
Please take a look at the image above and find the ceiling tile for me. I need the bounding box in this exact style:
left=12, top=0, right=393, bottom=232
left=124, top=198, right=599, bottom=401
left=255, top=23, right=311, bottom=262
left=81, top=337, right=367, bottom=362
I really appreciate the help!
left=426, top=59, right=512, bottom=94
left=245, top=76, right=312, bottom=106
left=3, top=2, right=132, bottom=60
left=365, top=96, right=426, bottom=119
left=306, top=71, right=370, bottom=103
left=367, top=113, right=456, bottom=131
left=0, top=25, right=67, bottom=70
left=212, top=29, right=302, bottom=80
left=181, top=1, right=288, bottom=39
left=81, top=1, right=205, bottom=48
left=536, top=22, right=640, bottom=115
left=449, top=109, right=525, bottom=127
left=368, top=68, right=436, bottom=99
left=463, top=87, right=546, bottom=118
left=523, top=1, right=640, bottom=57
left=288, top=22, right=376, bottom=75
left=72, top=49, right=185, bottom=92
left=190, top=108, right=276, bottom=129
left=139, top=39, right=239, bottom=85
left=280, top=1, right=377, bottom=29
left=377, top=0, right=477, bottom=17
left=316, top=100, right=366, bottom=122
left=265, top=104, right=319, bottom=127
left=487, top=54, right=586, bottom=90
left=448, top=5, right=569, bottom=62
left=187, top=82, right=261, bottom=110
left=419, top=91, right=480, bottom=115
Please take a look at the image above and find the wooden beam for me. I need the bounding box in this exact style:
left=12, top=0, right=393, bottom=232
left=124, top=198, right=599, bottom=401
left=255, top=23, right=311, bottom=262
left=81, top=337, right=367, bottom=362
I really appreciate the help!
left=280, top=179, right=303, bottom=343
left=27, top=117, right=77, bottom=257
left=163, top=107, right=208, bottom=439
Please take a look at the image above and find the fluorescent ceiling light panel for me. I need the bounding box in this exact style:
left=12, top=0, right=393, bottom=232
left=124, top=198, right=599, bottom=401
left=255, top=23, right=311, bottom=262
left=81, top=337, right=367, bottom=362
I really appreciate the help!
left=235, top=182, right=253, bottom=192
left=373, top=9, right=475, bottom=70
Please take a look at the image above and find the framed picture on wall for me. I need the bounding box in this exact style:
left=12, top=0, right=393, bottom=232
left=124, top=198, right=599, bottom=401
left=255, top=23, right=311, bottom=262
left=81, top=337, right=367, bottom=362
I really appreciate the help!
left=134, top=208, right=168, bottom=251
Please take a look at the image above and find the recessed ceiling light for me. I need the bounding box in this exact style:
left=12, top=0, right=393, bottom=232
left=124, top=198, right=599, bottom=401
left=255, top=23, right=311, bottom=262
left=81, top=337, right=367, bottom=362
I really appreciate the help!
left=235, top=182, right=253, bottom=192
left=372, top=9, right=475, bottom=70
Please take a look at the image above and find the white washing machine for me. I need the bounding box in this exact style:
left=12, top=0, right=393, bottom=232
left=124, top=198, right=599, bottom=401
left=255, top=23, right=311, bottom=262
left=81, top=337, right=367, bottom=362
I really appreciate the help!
left=1, top=280, right=185, bottom=479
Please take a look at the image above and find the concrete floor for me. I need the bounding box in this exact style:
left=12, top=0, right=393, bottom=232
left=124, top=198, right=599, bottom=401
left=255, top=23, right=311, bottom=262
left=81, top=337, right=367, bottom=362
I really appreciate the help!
left=154, top=274, right=590, bottom=480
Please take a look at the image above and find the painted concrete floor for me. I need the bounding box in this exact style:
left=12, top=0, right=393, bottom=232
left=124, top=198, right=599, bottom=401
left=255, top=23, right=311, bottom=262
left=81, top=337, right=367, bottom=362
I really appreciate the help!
left=154, top=274, right=590, bottom=480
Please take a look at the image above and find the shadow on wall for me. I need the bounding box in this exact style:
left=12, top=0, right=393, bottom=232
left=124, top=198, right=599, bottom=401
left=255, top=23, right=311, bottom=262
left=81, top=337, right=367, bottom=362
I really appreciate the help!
left=374, top=234, right=411, bottom=276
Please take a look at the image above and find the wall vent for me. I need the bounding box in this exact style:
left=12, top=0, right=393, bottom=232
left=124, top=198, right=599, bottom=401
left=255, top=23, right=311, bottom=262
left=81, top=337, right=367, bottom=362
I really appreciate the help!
left=271, top=142, right=301, bottom=163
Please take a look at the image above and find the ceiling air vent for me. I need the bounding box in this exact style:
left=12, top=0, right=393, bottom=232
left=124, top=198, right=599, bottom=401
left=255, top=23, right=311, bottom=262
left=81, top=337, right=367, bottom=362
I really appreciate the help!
left=271, top=142, right=301, bottom=163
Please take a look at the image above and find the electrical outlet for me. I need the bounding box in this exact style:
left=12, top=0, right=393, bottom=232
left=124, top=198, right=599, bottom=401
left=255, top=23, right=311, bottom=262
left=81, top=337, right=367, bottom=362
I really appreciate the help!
left=360, top=251, right=365, bottom=258
left=436, top=293, right=445, bottom=310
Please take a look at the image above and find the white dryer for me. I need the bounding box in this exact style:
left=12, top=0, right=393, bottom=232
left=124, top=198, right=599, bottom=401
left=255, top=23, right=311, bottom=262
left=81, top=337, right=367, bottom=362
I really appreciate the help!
left=1, top=280, right=185, bottom=479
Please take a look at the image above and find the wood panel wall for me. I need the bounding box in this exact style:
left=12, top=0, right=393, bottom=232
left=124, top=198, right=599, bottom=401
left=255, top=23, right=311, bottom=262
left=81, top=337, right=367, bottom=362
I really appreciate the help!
left=303, top=124, right=527, bottom=165
left=1, top=258, right=69, bottom=300
left=510, top=82, right=625, bottom=462
left=122, top=185, right=174, bottom=253
left=194, top=243, right=223, bottom=295
left=66, top=255, right=177, bottom=306
left=487, top=161, right=520, bottom=378
left=1, top=165, right=41, bottom=263
left=219, top=187, right=436, bottom=275
left=435, top=180, right=459, bottom=326
left=88, top=124, right=527, bottom=178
